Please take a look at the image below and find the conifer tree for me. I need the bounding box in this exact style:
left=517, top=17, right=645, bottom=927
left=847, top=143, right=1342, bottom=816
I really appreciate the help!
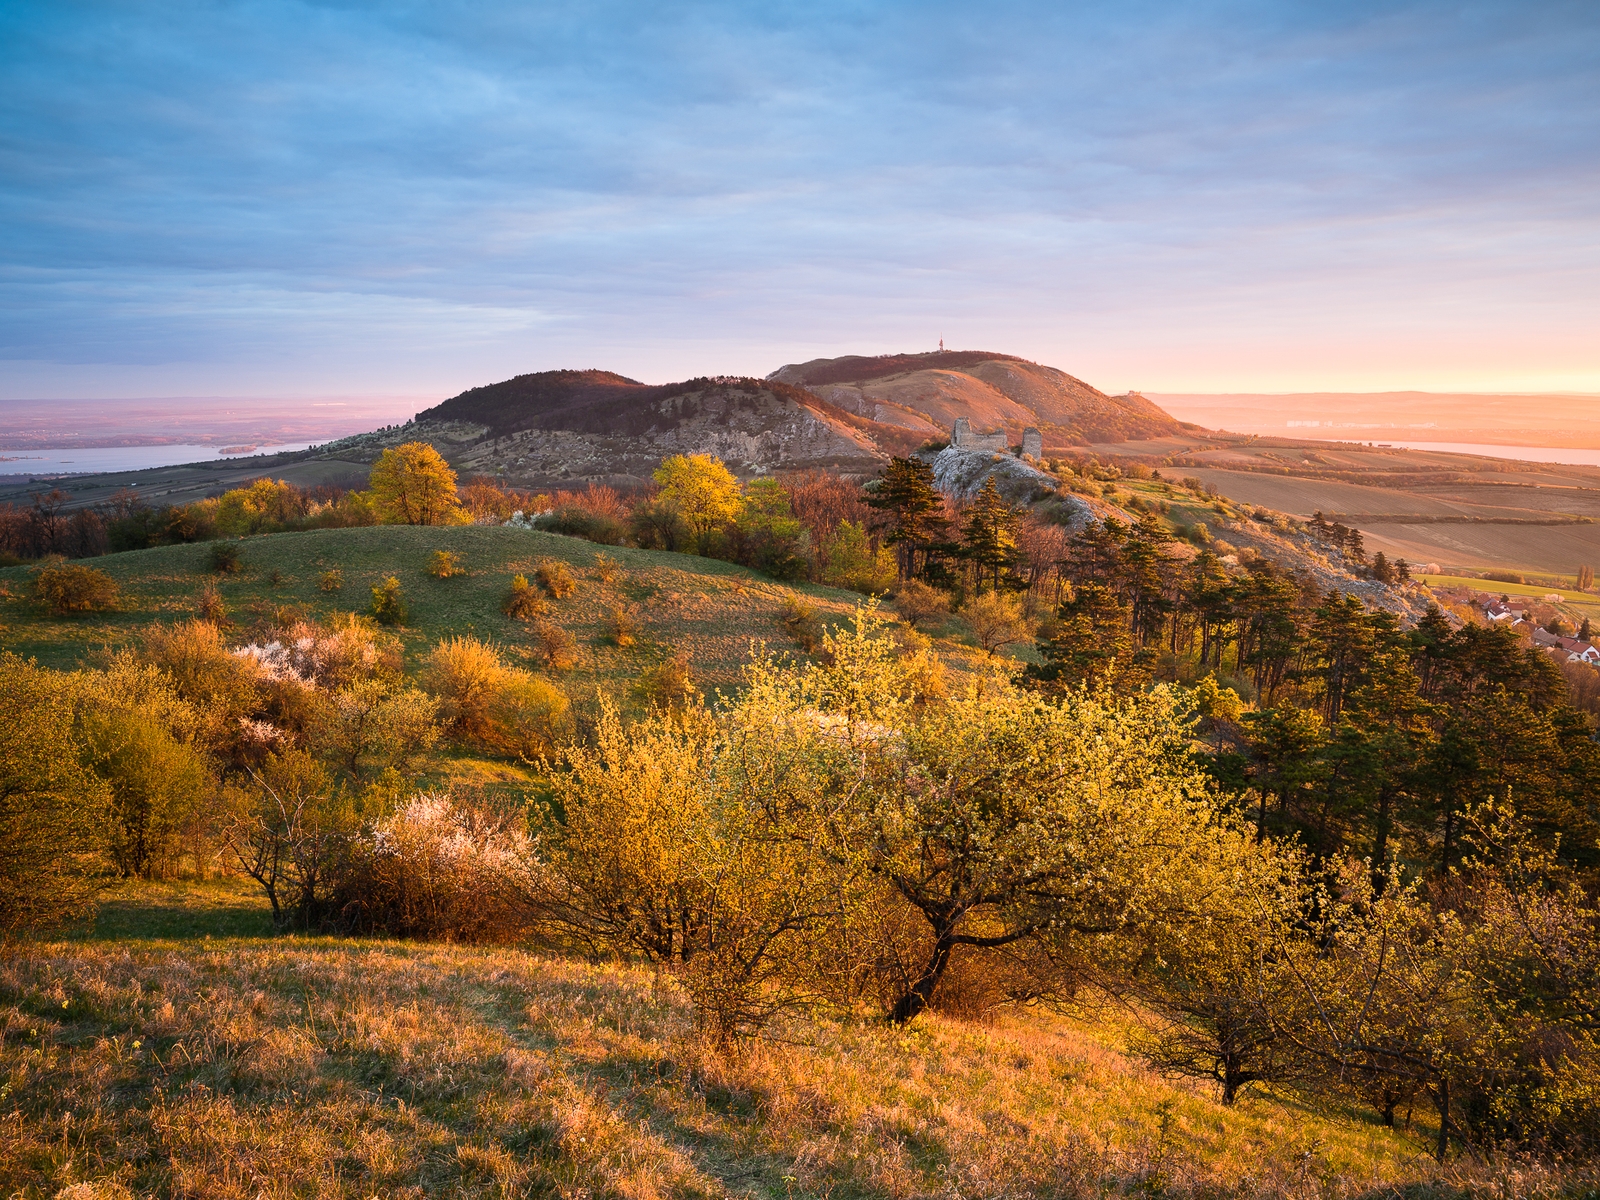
left=864, top=456, right=948, bottom=579
left=960, top=478, right=1021, bottom=591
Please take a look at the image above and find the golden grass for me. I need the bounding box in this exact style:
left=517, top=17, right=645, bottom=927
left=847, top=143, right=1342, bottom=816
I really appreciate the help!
left=4, top=885, right=1591, bottom=1198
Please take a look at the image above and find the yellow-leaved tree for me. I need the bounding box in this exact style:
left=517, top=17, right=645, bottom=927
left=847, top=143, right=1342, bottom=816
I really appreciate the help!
left=653, top=453, right=743, bottom=550
left=368, top=442, right=468, bottom=526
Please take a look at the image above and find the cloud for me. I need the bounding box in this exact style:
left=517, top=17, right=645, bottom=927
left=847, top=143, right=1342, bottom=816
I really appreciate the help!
left=0, top=0, right=1596, bottom=396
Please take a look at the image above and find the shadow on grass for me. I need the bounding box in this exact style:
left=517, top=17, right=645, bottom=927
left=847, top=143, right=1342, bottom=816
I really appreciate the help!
left=73, top=877, right=275, bottom=942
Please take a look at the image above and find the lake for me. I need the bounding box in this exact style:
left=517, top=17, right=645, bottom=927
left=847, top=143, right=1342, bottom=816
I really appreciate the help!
left=0, top=442, right=318, bottom=476
left=1330, top=440, right=1600, bottom=467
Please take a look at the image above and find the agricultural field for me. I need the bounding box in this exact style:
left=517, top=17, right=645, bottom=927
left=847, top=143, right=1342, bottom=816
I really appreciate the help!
left=1080, top=432, right=1600, bottom=579
left=0, top=880, right=1512, bottom=1200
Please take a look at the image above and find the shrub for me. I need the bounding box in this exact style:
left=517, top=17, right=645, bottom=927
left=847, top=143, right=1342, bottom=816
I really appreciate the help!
left=535, top=508, right=627, bottom=545
left=606, top=605, right=638, bottom=647
left=631, top=653, right=694, bottom=711
left=961, top=591, right=1031, bottom=655
left=502, top=574, right=546, bottom=620
left=531, top=619, right=578, bottom=671
left=33, top=560, right=119, bottom=615
left=893, top=578, right=951, bottom=628
left=73, top=658, right=215, bottom=879
left=428, top=549, right=463, bottom=578
left=221, top=748, right=355, bottom=930
left=231, top=614, right=403, bottom=691
left=592, top=552, right=621, bottom=582
left=0, top=654, right=109, bottom=933
left=425, top=636, right=571, bottom=759
left=782, top=595, right=822, bottom=652
left=332, top=793, right=538, bottom=941
left=209, top=541, right=242, bottom=574
left=535, top=558, right=576, bottom=598
left=197, top=582, right=227, bottom=623
left=818, top=520, right=895, bottom=593
left=369, top=575, right=407, bottom=626
left=319, top=568, right=343, bottom=592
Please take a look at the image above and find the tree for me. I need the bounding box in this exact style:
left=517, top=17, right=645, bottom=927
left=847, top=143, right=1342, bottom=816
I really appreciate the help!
left=1578, top=564, right=1594, bottom=591
left=960, top=590, right=1031, bottom=656
left=730, top=477, right=811, bottom=580
left=1026, top=582, right=1150, bottom=694
left=864, top=456, right=949, bottom=580
left=368, top=442, right=468, bottom=526
left=214, top=478, right=301, bottom=535
left=543, top=691, right=854, bottom=1042
left=960, top=478, right=1021, bottom=591
left=223, top=750, right=356, bottom=930
left=316, top=679, right=440, bottom=781
left=1123, top=838, right=1308, bottom=1104
left=72, top=657, right=214, bottom=879
left=653, top=454, right=743, bottom=550
left=817, top=520, right=894, bottom=593
left=853, top=681, right=1255, bottom=1023
left=0, top=655, right=109, bottom=933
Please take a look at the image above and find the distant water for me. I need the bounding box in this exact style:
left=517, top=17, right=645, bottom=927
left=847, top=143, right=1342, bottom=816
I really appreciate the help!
left=1327, top=439, right=1600, bottom=467
left=0, top=442, right=316, bottom=476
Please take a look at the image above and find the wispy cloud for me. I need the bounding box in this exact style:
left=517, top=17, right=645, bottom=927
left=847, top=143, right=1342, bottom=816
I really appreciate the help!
left=1, top=0, right=1596, bottom=397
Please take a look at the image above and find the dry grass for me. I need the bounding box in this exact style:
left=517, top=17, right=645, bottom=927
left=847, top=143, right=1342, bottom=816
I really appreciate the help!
left=3, top=885, right=1590, bottom=1198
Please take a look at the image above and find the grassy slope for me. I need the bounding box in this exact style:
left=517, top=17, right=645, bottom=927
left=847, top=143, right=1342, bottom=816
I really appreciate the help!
left=0, top=525, right=908, bottom=688
left=0, top=882, right=1475, bottom=1200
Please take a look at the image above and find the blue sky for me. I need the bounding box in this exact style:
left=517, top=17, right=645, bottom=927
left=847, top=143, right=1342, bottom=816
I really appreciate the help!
left=2, top=0, right=1597, bottom=401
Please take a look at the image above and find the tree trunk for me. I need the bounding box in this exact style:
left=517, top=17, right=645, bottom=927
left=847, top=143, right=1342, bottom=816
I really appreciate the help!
left=1371, top=788, right=1392, bottom=895
left=1435, top=1076, right=1450, bottom=1162
left=890, top=930, right=955, bottom=1024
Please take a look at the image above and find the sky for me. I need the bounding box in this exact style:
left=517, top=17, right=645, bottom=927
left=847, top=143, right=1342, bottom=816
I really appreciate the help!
left=2, top=0, right=1598, bottom=403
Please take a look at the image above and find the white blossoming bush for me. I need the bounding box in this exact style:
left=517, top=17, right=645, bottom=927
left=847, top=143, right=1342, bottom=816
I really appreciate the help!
left=331, top=793, right=541, bottom=942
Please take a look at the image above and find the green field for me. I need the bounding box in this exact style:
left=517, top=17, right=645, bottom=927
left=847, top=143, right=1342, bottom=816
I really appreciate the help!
left=1418, top=574, right=1600, bottom=623
left=0, top=525, right=892, bottom=689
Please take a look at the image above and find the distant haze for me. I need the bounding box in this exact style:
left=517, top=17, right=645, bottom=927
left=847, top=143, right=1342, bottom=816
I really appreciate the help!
left=0, top=396, right=425, bottom=451
left=1151, top=393, right=1600, bottom=450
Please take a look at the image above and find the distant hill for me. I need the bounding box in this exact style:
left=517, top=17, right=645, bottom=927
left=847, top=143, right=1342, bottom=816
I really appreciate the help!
left=396, top=371, right=923, bottom=486
left=769, top=350, right=1182, bottom=446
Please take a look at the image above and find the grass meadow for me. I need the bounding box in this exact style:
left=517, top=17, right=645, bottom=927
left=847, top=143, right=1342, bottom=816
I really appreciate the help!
left=0, top=525, right=886, bottom=687
left=5, top=880, right=1560, bottom=1200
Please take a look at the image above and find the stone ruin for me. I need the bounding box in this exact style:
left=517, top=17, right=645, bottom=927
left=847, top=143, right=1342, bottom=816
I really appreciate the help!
left=950, top=416, right=1010, bottom=452
left=949, top=417, right=1043, bottom=460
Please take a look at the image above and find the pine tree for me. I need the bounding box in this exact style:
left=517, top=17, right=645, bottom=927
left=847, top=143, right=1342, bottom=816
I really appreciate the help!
left=1346, top=527, right=1367, bottom=563
left=1027, top=583, right=1149, bottom=693
left=960, top=478, right=1021, bottom=591
left=864, top=457, right=948, bottom=579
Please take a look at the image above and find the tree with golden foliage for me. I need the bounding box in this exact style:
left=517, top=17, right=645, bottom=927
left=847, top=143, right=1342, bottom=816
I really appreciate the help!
left=653, top=453, right=743, bottom=550
left=368, top=441, right=468, bottom=526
